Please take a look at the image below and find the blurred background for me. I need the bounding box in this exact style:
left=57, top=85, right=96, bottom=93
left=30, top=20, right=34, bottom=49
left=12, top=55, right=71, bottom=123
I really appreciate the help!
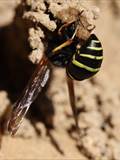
left=0, top=0, right=120, bottom=159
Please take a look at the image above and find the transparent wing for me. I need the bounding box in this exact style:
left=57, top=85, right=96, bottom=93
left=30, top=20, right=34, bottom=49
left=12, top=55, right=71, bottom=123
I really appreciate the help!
left=8, top=56, right=50, bottom=135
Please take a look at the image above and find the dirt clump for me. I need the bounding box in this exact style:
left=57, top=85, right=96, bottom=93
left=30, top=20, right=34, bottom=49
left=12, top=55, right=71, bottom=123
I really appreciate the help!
left=0, top=0, right=120, bottom=160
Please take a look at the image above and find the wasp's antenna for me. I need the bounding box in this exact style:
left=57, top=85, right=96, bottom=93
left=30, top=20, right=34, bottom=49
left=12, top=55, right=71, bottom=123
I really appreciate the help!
left=77, top=10, right=96, bottom=32
left=71, top=25, right=79, bottom=40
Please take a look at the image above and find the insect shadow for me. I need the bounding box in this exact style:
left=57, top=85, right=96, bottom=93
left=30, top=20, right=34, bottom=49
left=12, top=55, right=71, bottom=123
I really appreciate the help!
left=0, top=3, right=64, bottom=155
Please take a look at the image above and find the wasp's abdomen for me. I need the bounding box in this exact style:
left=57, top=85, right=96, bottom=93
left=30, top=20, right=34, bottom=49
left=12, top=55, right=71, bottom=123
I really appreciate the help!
left=67, top=34, right=103, bottom=81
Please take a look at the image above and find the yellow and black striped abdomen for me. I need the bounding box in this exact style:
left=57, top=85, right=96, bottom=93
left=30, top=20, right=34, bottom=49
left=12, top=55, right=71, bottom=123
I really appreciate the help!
left=66, top=34, right=103, bottom=81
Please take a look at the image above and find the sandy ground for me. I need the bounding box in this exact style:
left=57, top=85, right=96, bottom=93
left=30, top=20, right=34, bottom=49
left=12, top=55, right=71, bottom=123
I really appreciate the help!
left=0, top=0, right=120, bottom=159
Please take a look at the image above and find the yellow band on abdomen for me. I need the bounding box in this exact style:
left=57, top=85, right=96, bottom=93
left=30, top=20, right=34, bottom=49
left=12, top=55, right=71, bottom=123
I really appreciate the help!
left=72, top=55, right=100, bottom=72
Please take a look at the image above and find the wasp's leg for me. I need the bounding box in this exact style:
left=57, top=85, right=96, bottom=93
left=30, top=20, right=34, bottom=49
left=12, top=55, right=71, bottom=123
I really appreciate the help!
left=66, top=75, right=80, bottom=136
left=58, top=20, right=75, bottom=36
left=58, top=9, right=84, bottom=35
left=52, top=29, right=78, bottom=53
left=58, top=9, right=84, bottom=36
left=51, top=25, right=78, bottom=54
left=51, top=39, right=73, bottom=53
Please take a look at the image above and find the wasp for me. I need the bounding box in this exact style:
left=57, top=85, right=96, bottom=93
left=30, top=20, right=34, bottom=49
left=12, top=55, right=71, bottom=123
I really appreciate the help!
left=7, top=12, right=103, bottom=136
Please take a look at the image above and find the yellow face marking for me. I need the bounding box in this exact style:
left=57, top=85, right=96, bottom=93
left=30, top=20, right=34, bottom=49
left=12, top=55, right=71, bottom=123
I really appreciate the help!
left=87, top=46, right=103, bottom=51
left=72, top=55, right=100, bottom=72
left=80, top=54, right=103, bottom=60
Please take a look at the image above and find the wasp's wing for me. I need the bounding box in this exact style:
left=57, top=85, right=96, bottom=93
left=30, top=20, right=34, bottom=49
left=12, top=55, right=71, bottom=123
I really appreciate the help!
left=8, top=57, right=50, bottom=135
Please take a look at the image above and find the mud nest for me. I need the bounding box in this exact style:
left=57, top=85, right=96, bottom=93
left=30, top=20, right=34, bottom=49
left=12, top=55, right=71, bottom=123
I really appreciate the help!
left=0, top=0, right=120, bottom=160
